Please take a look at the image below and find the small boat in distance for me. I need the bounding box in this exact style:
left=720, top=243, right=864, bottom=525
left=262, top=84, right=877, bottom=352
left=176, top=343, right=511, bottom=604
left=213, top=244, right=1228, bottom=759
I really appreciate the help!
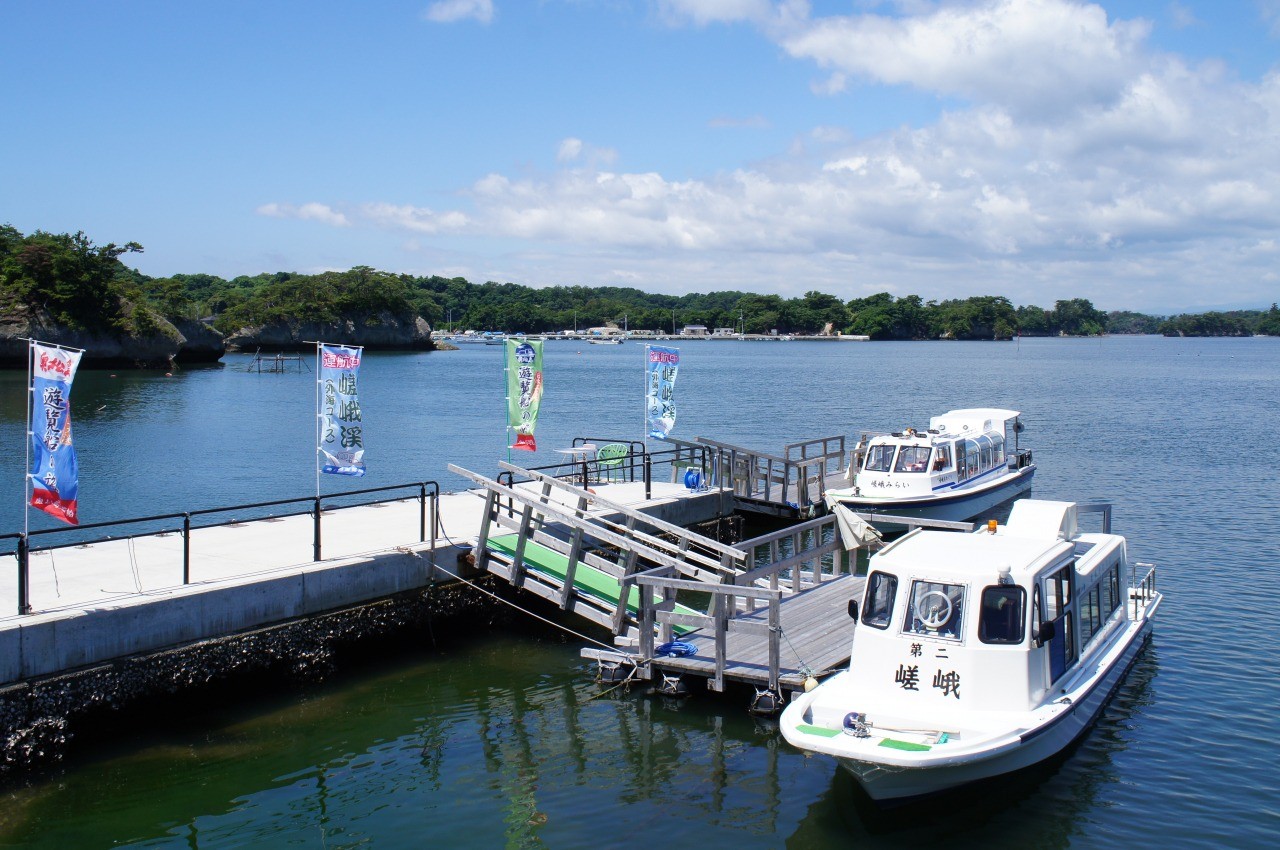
left=825, top=408, right=1035, bottom=524
left=779, top=499, right=1161, bottom=803
left=589, top=337, right=623, bottom=345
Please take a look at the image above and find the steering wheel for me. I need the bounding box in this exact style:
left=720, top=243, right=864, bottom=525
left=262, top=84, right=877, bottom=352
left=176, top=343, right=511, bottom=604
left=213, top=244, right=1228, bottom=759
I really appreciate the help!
left=917, top=590, right=953, bottom=630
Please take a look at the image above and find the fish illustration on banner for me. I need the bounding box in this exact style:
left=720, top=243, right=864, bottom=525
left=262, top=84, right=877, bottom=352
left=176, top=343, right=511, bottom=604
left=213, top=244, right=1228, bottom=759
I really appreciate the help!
left=646, top=345, right=679, bottom=440
left=29, top=342, right=82, bottom=525
left=506, top=338, right=543, bottom=451
left=318, top=343, right=366, bottom=476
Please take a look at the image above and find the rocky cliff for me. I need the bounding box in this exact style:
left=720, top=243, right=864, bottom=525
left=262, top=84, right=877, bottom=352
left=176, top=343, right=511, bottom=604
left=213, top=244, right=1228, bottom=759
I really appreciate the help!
left=0, top=303, right=226, bottom=368
left=223, top=313, right=435, bottom=351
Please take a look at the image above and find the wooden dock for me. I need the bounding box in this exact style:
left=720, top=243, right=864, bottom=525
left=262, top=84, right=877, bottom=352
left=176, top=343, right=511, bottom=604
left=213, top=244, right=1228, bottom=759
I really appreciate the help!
left=585, top=574, right=864, bottom=696
left=3, top=433, right=970, bottom=714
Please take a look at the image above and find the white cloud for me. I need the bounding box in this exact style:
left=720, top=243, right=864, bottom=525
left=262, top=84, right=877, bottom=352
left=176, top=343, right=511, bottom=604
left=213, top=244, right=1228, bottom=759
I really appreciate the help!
left=361, top=202, right=470, bottom=234
left=781, top=0, right=1150, bottom=117
left=256, top=202, right=349, bottom=227
left=557, top=138, right=584, bottom=162
left=554, top=137, right=617, bottom=166
left=282, top=3, right=1280, bottom=311
left=422, top=0, right=494, bottom=24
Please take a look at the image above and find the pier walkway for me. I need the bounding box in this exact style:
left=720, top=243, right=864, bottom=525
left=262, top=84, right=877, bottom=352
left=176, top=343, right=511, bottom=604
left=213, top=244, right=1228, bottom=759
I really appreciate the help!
left=2, top=434, right=958, bottom=710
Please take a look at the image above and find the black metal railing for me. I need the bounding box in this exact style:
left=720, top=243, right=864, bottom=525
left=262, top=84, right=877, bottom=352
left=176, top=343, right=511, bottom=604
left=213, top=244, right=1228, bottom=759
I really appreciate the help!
left=490, top=438, right=717, bottom=517
left=2, top=481, right=439, bottom=616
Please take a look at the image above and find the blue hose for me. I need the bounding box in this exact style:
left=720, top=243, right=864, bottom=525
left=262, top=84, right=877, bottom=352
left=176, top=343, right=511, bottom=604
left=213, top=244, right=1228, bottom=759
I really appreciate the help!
left=656, top=640, right=697, bottom=657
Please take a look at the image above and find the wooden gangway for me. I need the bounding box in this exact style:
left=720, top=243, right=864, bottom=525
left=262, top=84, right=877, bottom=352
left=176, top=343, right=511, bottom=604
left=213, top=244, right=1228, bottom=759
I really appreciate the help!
left=448, top=462, right=749, bottom=637
left=450, top=461, right=867, bottom=696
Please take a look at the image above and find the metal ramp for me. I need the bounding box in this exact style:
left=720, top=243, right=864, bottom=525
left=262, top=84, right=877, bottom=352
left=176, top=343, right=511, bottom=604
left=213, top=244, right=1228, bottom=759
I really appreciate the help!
left=447, top=462, right=748, bottom=638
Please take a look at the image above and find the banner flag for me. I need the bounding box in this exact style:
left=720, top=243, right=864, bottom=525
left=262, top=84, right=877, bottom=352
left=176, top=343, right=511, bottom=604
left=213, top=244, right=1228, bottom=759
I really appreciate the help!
left=318, top=343, right=366, bottom=477
left=506, top=338, right=544, bottom=451
left=645, top=345, right=680, bottom=440
left=29, top=342, right=82, bottom=525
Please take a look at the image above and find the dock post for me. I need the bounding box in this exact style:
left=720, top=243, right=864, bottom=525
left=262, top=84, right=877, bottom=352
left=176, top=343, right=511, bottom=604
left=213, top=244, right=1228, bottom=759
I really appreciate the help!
left=418, top=484, right=427, bottom=542
left=17, top=533, right=31, bottom=615
left=644, top=454, right=652, bottom=500
left=312, top=497, right=322, bottom=561
left=182, top=512, right=192, bottom=584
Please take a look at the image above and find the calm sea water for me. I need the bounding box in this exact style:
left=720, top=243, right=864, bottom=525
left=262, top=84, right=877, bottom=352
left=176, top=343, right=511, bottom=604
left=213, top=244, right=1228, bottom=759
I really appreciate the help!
left=1, top=336, right=1278, bottom=848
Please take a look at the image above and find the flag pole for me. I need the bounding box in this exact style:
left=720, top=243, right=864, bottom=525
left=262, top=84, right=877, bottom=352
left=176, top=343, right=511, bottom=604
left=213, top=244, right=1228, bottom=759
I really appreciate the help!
left=24, top=338, right=33, bottom=540
left=315, top=341, right=321, bottom=500
left=503, top=340, right=511, bottom=465
left=643, top=343, right=649, bottom=462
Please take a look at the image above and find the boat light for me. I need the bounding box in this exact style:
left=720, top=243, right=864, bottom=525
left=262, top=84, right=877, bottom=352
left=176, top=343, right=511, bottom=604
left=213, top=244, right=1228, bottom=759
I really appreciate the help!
left=843, top=712, right=871, bottom=738
left=998, top=566, right=1013, bottom=585
left=987, top=519, right=998, bottom=534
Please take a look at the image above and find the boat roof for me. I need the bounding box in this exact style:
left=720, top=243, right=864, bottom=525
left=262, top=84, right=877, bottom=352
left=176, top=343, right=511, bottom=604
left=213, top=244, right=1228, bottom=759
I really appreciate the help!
left=872, top=499, right=1093, bottom=581
left=928, top=408, right=1021, bottom=435
left=873, top=530, right=1066, bottom=582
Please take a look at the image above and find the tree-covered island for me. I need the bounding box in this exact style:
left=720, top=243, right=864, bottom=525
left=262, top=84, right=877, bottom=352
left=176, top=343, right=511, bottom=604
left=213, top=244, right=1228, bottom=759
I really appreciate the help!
left=2, top=225, right=1277, bottom=366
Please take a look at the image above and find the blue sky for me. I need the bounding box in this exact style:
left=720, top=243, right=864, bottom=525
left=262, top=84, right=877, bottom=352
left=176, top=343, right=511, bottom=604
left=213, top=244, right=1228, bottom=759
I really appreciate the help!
left=3, top=1, right=1278, bottom=313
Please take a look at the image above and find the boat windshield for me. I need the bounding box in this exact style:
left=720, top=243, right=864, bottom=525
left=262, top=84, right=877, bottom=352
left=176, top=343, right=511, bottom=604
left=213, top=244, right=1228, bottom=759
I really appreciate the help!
left=864, top=444, right=895, bottom=472
left=906, top=580, right=965, bottom=639
left=894, top=446, right=931, bottom=473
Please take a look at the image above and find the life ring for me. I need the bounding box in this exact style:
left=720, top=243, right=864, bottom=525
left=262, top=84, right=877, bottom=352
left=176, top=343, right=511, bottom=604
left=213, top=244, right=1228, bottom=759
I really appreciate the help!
left=917, top=590, right=953, bottom=630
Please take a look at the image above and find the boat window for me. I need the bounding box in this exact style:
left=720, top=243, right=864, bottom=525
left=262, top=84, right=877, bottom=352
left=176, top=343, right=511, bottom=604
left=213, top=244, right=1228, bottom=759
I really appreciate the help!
left=992, top=434, right=1005, bottom=465
left=978, top=585, right=1025, bottom=644
left=864, top=444, right=895, bottom=472
left=963, top=440, right=980, bottom=479
left=861, top=571, right=898, bottom=630
left=893, top=446, right=931, bottom=473
left=978, top=435, right=993, bottom=469
left=932, top=444, right=951, bottom=471
left=1108, top=564, right=1121, bottom=617
left=1043, top=567, right=1071, bottom=619
left=1079, top=585, right=1099, bottom=645
left=1042, top=566, right=1076, bottom=669
left=905, top=580, right=965, bottom=640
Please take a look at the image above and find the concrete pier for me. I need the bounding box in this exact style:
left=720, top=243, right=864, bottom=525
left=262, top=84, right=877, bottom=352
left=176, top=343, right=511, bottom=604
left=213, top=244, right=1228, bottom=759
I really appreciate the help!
left=0, top=475, right=735, bottom=773
left=1, top=479, right=726, bottom=687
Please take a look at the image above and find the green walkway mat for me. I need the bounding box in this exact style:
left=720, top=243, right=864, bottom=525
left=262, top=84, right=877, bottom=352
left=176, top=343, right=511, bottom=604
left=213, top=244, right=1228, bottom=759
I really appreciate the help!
left=487, top=534, right=699, bottom=634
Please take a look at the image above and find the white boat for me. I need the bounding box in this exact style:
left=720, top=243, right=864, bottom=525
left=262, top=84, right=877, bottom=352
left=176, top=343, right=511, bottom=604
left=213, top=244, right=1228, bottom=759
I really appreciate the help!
left=825, top=408, right=1035, bottom=524
left=780, top=499, right=1161, bottom=803
left=450, top=331, right=504, bottom=345
left=589, top=337, right=623, bottom=345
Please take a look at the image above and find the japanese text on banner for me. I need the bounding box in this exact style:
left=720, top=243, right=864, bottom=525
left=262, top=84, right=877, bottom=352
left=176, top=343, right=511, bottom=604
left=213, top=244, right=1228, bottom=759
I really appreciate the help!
left=506, top=339, right=543, bottom=451
left=319, top=344, right=366, bottom=476
left=29, top=342, right=82, bottom=525
left=646, top=345, right=679, bottom=440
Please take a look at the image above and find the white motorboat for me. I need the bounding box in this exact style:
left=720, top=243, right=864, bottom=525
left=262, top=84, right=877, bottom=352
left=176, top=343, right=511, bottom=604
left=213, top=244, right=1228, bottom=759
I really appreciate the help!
left=780, top=499, right=1161, bottom=803
left=825, top=408, right=1035, bottom=524
left=589, top=337, right=623, bottom=345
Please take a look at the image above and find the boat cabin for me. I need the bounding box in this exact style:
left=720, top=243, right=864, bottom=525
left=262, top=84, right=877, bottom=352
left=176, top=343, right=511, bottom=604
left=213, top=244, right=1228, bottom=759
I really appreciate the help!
left=844, top=500, right=1130, bottom=718
left=850, top=408, right=1029, bottom=498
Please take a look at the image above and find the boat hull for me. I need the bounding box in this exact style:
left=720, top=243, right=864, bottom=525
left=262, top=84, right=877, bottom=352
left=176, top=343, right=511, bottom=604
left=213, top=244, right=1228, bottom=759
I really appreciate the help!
left=832, top=464, right=1035, bottom=525
left=786, top=608, right=1156, bottom=803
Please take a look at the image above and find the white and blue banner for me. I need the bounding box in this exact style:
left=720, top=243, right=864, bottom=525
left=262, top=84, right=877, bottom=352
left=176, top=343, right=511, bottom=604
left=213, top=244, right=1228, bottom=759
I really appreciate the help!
left=29, top=341, right=83, bottom=525
left=318, top=343, right=366, bottom=477
left=645, top=345, right=680, bottom=440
